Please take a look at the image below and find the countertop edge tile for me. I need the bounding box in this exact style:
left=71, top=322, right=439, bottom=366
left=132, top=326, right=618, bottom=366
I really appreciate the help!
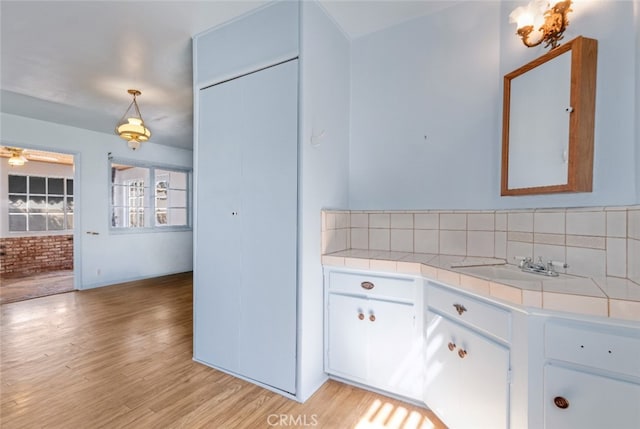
left=322, top=250, right=640, bottom=322
left=542, top=291, right=608, bottom=318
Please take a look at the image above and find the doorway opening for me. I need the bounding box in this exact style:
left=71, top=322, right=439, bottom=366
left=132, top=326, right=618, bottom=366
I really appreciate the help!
left=0, top=146, right=76, bottom=304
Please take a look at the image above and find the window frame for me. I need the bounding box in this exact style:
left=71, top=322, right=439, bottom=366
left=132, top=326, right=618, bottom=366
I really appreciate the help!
left=109, top=158, right=192, bottom=234
left=8, top=173, right=74, bottom=233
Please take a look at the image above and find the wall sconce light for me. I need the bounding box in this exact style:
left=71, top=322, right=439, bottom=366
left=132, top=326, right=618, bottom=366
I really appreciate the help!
left=116, top=89, right=151, bottom=151
left=510, top=0, right=573, bottom=50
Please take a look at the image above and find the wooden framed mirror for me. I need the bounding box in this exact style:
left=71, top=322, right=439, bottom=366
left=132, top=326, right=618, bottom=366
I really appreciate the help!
left=501, top=36, right=598, bottom=196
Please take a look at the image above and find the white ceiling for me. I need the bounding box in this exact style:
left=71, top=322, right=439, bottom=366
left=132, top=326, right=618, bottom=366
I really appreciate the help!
left=0, top=1, right=461, bottom=150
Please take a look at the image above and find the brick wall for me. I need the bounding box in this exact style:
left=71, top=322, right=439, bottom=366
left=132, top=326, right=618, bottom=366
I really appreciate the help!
left=0, top=235, right=73, bottom=277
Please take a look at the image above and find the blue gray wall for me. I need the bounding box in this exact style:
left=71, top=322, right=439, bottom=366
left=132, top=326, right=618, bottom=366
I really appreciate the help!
left=0, top=112, right=194, bottom=289
left=497, top=0, right=637, bottom=209
left=349, top=0, right=639, bottom=209
left=298, top=0, right=350, bottom=401
left=350, top=1, right=501, bottom=209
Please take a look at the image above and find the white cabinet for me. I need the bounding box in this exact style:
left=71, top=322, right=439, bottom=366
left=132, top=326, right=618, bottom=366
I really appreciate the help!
left=325, top=269, right=422, bottom=400
left=322, top=265, right=640, bottom=429
left=542, top=319, right=640, bottom=429
left=193, top=0, right=353, bottom=401
left=194, top=59, right=299, bottom=394
left=425, top=282, right=511, bottom=429
left=544, top=364, right=640, bottom=429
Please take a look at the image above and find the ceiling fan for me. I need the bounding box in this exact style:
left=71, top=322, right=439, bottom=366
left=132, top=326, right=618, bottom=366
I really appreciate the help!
left=2, top=147, right=28, bottom=166
left=0, top=147, right=73, bottom=165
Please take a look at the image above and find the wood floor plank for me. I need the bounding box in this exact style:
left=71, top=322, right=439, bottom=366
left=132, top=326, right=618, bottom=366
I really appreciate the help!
left=0, top=272, right=446, bottom=428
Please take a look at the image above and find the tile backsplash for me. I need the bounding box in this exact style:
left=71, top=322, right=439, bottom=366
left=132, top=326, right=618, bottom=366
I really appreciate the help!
left=322, top=206, right=640, bottom=284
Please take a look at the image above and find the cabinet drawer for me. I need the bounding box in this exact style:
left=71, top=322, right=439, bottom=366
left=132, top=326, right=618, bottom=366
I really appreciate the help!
left=428, top=282, right=510, bottom=342
left=328, top=271, right=415, bottom=301
left=545, top=321, right=640, bottom=378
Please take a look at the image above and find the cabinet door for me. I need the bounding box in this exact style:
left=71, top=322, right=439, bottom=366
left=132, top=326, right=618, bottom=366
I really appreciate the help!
left=194, top=71, right=244, bottom=372
left=236, top=59, right=298, bottom=394
left=327, top=293, right=368, bottom=381
left=425, top=312, right=510, bottom=429
left=327, top=293, right=421, bottom=399
left=544, top=364, right=640, bottom=429
left=195, top=59, right=298, bottom=394
left=367, top=299, right=420, bottom=399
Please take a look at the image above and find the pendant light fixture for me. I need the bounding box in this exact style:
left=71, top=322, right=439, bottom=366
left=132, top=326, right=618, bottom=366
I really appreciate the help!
left=116, top=89, right=151, bottom=150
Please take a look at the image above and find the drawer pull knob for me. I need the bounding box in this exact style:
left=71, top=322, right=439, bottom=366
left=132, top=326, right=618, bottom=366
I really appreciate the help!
left=448, top=342, right=456, bottom=351
left=361, top=281, right=375, bottom=290
left=554, top=396, right=570, bottom=409
left=358, top=313, right=365, bottom=320
left=453, top=303, right=467, bottom=315
left=458, top=349, right=468, bottom=359
left=369, top=314, right=376, bottom=322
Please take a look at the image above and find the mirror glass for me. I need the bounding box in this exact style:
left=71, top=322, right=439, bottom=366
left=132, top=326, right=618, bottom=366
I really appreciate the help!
left=501, top=36, right=597, bottom=196
left=508, top=52, right=571, bottom=189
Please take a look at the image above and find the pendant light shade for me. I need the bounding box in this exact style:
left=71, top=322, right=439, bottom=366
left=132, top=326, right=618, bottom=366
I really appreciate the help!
left=116, top=89, right=151, bottom=150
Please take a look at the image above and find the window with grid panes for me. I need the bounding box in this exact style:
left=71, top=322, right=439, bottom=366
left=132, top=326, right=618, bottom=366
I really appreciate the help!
left=8, top=174, right=73, bottom=232
left=110, top=162, right=190, bottom=231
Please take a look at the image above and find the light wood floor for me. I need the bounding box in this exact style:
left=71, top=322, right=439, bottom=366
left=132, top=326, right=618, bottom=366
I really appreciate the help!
left=0, top=272, right=446, bottom=429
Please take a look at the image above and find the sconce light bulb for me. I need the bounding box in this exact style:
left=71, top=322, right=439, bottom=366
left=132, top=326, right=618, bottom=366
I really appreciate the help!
left=514, top=10, right=535, bottom=29
left=511, top=0, right=573, bottom=50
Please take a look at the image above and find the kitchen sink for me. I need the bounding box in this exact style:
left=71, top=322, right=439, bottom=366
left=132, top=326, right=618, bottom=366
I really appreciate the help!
left=457, top=265, right=554, bottom=282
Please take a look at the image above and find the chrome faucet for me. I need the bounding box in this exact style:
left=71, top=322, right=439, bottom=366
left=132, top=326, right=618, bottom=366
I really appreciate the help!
left=516, top=256, right=568, bottom=277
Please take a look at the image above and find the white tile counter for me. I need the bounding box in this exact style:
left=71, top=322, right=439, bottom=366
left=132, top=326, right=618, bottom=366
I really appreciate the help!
left=322, top=249, right=640, bottom=322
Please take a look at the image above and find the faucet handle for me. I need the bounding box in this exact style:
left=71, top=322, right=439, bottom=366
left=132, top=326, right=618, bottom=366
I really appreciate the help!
left=513, top=255, right=531, bottom=268
left=549, top=260, right=569, bottom=269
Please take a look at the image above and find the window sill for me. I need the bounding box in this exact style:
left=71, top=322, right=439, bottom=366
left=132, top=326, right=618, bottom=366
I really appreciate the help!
left=109, top=226, right=192, bottom=235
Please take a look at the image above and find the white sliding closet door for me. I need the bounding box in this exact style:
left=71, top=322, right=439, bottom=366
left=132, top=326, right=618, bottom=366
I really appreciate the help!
left=194, top=59, right=298, bottom=394
left=194, top=74, right=243, bottom=373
